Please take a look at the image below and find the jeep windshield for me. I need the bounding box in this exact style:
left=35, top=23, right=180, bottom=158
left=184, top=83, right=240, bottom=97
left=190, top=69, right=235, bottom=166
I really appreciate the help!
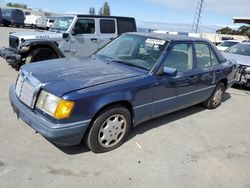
left=97, top=34, right=168, bottom=71
left=50, top=16, right=73, bottom=32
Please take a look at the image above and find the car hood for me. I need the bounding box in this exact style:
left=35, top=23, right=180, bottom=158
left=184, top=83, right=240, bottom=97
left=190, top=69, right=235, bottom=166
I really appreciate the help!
left=222, top=52, right=250, bottom=66
left=22, top=56, right=146, bottom=97
left=10, top=31, right=62, bottom=41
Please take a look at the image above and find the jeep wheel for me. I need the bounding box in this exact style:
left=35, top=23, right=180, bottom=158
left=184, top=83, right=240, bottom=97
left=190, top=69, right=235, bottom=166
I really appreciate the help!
left=25, top=48, right=58, bottom=64
left=202, top=82, right=225, bottom=109
left=85, top=106, right=132, bottom=153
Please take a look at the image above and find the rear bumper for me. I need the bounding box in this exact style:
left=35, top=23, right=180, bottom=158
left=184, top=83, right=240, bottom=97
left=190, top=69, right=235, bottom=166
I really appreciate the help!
left=0, top=47, right=22, bottom=66
left=9, top=85, right=91, bottom=146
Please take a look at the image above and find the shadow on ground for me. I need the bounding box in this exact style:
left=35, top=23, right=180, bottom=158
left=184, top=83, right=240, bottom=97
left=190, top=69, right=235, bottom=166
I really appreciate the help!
left=55, top=92, right=231, bottom=155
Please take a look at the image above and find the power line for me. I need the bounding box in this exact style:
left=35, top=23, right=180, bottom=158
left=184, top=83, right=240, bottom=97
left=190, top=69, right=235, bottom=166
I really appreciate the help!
left=191, top=0, right=204, bottom=33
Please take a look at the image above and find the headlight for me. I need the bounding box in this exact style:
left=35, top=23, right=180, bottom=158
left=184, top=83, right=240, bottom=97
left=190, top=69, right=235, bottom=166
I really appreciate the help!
left=36, top=90, right=74, bottom=119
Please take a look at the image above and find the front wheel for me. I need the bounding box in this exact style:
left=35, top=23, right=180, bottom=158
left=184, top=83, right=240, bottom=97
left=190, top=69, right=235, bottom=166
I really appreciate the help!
left=202, top=82, right=225, bottom=109
left=25, top=48, right=58, bottom=64
left=85, top=106, right=132, bottom=153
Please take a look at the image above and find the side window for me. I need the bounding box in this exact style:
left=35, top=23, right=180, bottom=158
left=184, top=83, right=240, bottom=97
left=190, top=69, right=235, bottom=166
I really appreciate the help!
left=74, top=19, right=95, bottom=34
left=164, top=43, right=193, bottom=72
left=195, top=43, right=219, bottom=68
left=117, top=19, right=136, bottom=35
left=100, top=19, right=115, bottom=34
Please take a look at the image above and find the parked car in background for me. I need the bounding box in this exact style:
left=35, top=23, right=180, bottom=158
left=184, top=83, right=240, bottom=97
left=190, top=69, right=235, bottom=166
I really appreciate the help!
left=1, top=8, right=25, bottom=27
left=46, top=17, right=55, bottom=30
left=0, top=14, right=137, bottom=70
left=9, top=33, right=237, bottom=153
left=222, top=42, right=250, bottom=87
left=36, top=15, right=47, bottom=29
left=217, top=40, right=241, bottom=51
left=24, top=12, right=37, bottom=28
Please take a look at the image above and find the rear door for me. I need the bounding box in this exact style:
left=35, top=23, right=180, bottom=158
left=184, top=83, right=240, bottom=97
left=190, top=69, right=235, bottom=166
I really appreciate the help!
left=70, top=18, right=98, bottom=57
left=97, top=18, right=117, bottom=49
left=192, top=42, right=219, bottom=101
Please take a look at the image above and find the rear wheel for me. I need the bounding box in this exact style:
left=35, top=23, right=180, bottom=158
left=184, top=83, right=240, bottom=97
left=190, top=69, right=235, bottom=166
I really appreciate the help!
left=202, top=82, right=225, bottom=109
left=85, top=106, right=132, bottom=153
left=25, top=48, right=58, bottom=64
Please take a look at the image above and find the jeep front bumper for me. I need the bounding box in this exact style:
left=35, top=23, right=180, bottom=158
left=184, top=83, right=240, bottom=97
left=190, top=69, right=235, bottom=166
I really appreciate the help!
left=0, top=47, right=22, bottom=66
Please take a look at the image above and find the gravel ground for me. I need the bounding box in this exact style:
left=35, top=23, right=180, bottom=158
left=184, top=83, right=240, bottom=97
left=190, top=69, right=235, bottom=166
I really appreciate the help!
left=0, top=26, right=250, bottom=188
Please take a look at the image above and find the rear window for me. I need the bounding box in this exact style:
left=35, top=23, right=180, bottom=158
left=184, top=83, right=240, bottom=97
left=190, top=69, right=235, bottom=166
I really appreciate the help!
left=100, top=19, right=116, bottom=34
left=117, top=19, right=136, bottom=35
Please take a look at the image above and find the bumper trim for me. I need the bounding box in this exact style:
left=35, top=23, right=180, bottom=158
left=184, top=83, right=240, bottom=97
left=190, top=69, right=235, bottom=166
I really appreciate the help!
left=9, top=85, right=91, bottom=146
left=0, top=47, right=22, bottom=66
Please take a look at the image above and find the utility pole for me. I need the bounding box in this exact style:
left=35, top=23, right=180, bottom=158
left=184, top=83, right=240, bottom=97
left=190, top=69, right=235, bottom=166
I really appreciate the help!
left=191, top=0, right=204, bottom=33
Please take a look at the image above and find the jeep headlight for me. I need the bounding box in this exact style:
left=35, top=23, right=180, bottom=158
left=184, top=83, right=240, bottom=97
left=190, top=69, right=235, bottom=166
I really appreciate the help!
left=36, top=90, right=74, bottom=119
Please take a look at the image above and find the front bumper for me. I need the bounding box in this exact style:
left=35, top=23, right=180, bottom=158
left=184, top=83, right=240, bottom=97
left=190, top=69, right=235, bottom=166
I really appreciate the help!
left=0, top=47, right=22, bottom=66
left=9, top=85, right=91, bottom=146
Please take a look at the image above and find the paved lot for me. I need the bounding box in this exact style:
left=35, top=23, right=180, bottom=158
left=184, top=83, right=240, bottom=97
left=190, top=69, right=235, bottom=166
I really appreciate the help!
left=0, top=27, right=250, bottom=188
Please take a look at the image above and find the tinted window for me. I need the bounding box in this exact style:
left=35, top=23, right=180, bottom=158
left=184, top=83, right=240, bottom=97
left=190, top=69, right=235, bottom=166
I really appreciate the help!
left=117, top=19, right=136, bottom=35
left=164, top=43, right=193, bottom=72
left=74, top=19, right=95, bottom=34
left=195, top=43, right=219, bottom=68
left=100, top=19, right=115, bottom=34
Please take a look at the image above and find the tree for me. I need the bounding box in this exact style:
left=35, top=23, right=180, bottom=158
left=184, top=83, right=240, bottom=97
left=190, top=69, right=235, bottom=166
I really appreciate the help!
left=98, top=8, right=103, bottom=15
left=6, top=2, right=28, bottom=9
left=98, top=2, right=111, bottom=16
left=89, top=7, right=96, bottom=15
left=103, top=1, right=110, bottom=16
left=216, top=25, right=250, bottom=39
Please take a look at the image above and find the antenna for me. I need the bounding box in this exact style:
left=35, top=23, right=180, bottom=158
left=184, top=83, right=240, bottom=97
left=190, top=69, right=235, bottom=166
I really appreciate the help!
left=191, top=0, right=204, bottom=33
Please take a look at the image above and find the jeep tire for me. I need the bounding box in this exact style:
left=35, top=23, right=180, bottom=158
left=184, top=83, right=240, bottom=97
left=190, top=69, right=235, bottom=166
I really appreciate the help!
left=25, top=48, right=58, bottom=64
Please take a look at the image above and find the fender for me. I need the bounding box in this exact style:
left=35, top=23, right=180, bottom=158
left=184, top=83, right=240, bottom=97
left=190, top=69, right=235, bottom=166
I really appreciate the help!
left=20, top=40, right=65, bottom=58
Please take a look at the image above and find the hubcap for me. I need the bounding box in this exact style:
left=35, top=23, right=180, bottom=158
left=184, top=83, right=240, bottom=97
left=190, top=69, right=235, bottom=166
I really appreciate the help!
left=213, top=86, right=223, bottom=106
left=98, top=114, right=127, bottom=148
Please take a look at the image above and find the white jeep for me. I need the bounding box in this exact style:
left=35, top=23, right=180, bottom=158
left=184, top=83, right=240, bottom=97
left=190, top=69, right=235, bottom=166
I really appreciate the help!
left=0, top=14, right=137, bottom=70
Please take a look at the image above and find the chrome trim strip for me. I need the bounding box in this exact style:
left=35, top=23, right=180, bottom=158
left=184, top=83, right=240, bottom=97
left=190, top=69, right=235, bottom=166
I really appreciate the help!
left=134, top=85, right=216, bottom=109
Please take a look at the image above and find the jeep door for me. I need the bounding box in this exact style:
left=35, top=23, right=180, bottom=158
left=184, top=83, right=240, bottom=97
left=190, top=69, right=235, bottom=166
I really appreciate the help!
left=70, top=18, right=98, bottom=57
left=97, top=18, right=118, bottom=49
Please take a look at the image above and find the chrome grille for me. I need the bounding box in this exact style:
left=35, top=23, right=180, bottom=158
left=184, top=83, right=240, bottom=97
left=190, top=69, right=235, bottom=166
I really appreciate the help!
left=15, top=74, right=37, bottom=108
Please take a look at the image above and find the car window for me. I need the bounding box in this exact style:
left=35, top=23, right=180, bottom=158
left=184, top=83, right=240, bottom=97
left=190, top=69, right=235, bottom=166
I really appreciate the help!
left=117, top=19, right=136, bottom=35
left=164, top=43, right=193, bottom=72
left=225, top=43, right=250, bottom=56
left=97, top=35, right=167, bottom=71
left=195, top=43, right=220, bottom=68
left=100, top=19, right=115, bottom=34
left=74, top=19, right=95, bottom=34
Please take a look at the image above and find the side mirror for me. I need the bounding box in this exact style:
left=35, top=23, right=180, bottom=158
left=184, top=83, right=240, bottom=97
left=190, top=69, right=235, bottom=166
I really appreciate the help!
left=163, top=67, right=177, bottom=77
left=62, top=33, right=69, bottom=38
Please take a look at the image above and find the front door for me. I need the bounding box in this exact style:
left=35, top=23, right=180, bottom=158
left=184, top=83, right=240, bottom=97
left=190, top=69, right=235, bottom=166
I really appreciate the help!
left=152, top=42, right=199, bottom=118
left=70, top=18, right=98, bottom=57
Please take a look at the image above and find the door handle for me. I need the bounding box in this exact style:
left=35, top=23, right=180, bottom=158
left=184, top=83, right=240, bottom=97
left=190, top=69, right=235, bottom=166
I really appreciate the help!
left=90, top=38, right=98, bottom=42
left=189, top=75, right=197, bottom=80
left=216, top=70, right=222, bottom=73
left=110, top=37, right=114, bottom=41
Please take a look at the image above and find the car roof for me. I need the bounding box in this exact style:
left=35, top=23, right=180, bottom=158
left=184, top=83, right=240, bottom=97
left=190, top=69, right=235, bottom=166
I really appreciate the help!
left=126, top=32, right=210, bottom=42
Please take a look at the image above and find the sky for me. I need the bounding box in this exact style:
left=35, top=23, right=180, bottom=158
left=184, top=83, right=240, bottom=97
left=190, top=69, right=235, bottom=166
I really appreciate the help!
left=0, top=0, right=249, bottom=32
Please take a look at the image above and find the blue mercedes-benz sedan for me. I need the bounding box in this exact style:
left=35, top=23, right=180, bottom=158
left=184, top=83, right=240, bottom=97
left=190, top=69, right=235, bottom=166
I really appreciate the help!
left=9, top=33, right=238, bottom=153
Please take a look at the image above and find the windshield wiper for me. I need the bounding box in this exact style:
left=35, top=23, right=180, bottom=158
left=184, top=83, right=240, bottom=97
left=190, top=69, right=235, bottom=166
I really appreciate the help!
left=110, top=59, right=149, bottom=71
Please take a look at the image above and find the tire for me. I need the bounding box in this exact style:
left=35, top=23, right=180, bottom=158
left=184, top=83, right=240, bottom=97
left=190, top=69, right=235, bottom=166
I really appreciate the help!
left=25, top=48, right=58, bottom=64
left=85, top=106, right=132, bottom=153
left=202, top=82, right=225, bottom=109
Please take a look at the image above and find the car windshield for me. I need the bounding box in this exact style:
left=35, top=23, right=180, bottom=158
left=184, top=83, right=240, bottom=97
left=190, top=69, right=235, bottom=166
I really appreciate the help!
left=218, top=41, right=239, bottom=47
left=225, top=43, right=250, bottom=56
left=97, top=34, right=168, bottom=71
left=50, top=17, right=73, bottom=32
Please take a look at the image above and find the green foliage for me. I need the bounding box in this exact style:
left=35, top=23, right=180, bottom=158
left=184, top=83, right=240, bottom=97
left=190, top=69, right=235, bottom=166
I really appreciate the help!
left=6, top=2, right=28, bottom=9
left=89, top=7, right=96, bottom=15
left=96, top=1, right=111, bottom=16
left=217, top=25, right=250, bottom=38
left=103, top=2, right=110, bottom=16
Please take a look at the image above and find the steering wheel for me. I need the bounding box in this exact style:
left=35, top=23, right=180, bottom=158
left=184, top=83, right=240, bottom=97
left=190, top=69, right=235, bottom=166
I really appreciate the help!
left=142, top=55, right=156, bottom=63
